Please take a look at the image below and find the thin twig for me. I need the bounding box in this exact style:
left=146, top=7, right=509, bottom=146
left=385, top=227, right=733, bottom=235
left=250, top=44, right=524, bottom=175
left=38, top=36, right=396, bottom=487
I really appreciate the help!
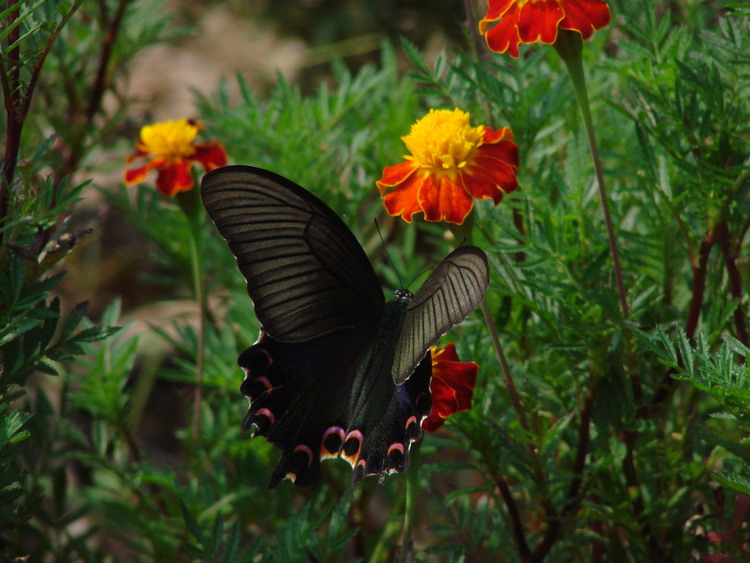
left=188, top=216, right=206, bottom=439
left=41, top=0, right=128, bottom=252
left=622, top=430, right=666, bottom=559
left=1, top=2, right=22, bottom=230
left=647, top=226, right=717, bottom=411
left=564, top=386, right=595, bottom=511
left=1, top=1, right=82, bottom=234
left=86, top=0, right=129, bottom=124
left=529, top=385, right=596, bottom=561
left=491, top=466, right=531, bottom=559
left=480, top=300, right=530, bottom=433
left=18, top=1, right=82, bottom=130
left=462, top=0, right=486, bottom=58
left=717, top=222, right=749, bottom=349
left=686, top=231, right=716, bottom=339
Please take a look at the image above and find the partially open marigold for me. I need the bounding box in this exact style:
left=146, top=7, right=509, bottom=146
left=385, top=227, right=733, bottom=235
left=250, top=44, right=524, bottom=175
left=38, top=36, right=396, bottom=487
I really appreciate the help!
left=377, top=109, right=518, bottom=224
left=124, top=118, right=227, bottom=197
left=423, top=343, right=478, bottom=432
left=480, top=0, right=611, bottom=58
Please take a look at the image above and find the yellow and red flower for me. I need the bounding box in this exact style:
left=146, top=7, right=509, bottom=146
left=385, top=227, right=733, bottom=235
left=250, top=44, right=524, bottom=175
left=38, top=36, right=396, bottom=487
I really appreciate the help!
left=423, top=343, right=478, bottom=432
left=479, top=0, right=611, bottom=58
left=376, top=109, right=518, bottom=225
left=124, top=118, right=227, bottom=197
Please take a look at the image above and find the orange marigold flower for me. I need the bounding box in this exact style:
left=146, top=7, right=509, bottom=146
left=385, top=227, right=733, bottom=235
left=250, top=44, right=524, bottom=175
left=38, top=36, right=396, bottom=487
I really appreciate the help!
left=423, top=343, right=478, bottom=432
left=124, top=118, right=227, bottom=197
left=376, top=109, right=518, bottom=224
left=479, top=0, right=611, bottom=58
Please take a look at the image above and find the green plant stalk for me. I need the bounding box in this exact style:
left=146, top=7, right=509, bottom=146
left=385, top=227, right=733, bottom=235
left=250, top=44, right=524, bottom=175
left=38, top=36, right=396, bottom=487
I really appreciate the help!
left=368, top=493, right=406, bottom=562
left=456, top=224, right=560, bottom=555
left=553, top=33, right=663, bottom=552
left=398, top=439, right=422, bottom=563
left=462, top=226, right=560, bottom=557
left=479, top=300, right=530, bottom=433
left=190, top=224, right=206, bottom=440
left=449, top=219, right=529, bottom=432
left=554, top=30, right=630, bottom=320
left=177, top=185, right=206, bottom=440
left=555, top=30, right=643, bottom=406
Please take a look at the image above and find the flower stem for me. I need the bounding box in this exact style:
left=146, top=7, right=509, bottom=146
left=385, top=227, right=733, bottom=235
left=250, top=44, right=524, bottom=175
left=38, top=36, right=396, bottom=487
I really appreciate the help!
left=177, top=186, right=206, bottom=440
left=718, top=223, right=749, bottom=349
left=554, top=31, right=629, bottom=319
left=399, top=439, right=422, bottom=563
left=480, top=300, right=530, bottom=432
left=462, top=0, right=486, bottom=59
left=189, top=228, right=206, bottom=439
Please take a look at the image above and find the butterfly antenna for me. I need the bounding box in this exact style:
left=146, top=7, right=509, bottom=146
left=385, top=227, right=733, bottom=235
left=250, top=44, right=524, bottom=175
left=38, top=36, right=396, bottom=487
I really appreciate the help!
left=374, top=219, right=405, bottom=289
left=405, top=236, right=469, bottom=289
left=406, top=263, right=436, bottom=291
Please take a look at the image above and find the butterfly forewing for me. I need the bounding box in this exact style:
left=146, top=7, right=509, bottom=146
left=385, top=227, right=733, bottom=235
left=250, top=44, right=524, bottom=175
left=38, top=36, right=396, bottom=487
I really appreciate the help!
left=203, top=165, right=486, bottom=488
left=201, top=166, right=385, bottom=341
left=392, top=246, right=489, bottom=384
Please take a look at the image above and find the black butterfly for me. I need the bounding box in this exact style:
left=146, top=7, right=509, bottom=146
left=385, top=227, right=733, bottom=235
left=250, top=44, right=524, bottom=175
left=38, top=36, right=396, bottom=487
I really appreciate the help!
left=201, top=166, right=489, bottom=488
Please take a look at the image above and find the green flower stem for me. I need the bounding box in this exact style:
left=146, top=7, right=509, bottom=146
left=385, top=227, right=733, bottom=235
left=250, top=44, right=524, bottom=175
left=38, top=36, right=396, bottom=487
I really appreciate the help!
left=368, top=494, right=406, bottom=563
left=449, top=220, right=529, bottom=432
left=480, top=300, right=530, bottom=433
left=398, top=438, right=422, bottom=563
left=554, top=30, right=630, bottom=320
left=177, top=184, right=207, bottom=440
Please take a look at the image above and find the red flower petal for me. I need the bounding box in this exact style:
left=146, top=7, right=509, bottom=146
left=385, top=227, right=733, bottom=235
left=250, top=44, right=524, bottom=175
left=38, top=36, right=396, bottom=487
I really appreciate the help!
left=479, top=0, right=515, bottom=30
left=482, top=126, right=514, bottom=144
left=155, top=159, right=194, bottom=197
left=482, top=4, right=523, bottom=58
left=417, top=175, right=475, bottom=224
left=559, top=0, right=611, bottom=38
left=124, top=155, right=169, bottom=185
left=194, top=141, right=228, bottom=172
left=479, top=138, right=520, bottom=168
left=461, top=172, right=505, bottom=205
left=463, top=142, right=519, bottom=203
left=423, top=343, right=478, bottom=432
left=381, top=171, right=426, bottom=223
left=124, top=163, right=152, bottom=185
left=481, top=0, right=610, bottom=56
left=125, top=147, right=151, bottom=165
left=376, top=161, right=419, bottom=193
left=517, top=0, right=564, bottom=45
left=468, top=160, right=519, bottom=203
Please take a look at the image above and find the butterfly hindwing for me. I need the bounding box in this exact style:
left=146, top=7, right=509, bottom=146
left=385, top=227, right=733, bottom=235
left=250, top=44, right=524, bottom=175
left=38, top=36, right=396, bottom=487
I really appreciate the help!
left=201, top=165, right=384, bottom=341
left=202, top=165, right=487, bottom=488
left=238, top=329, right=432, bottom=488
left=392, top=246, right=489, bottom=384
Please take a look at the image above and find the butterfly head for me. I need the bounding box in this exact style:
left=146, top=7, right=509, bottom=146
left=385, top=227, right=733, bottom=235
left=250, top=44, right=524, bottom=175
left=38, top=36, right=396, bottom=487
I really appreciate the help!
left=393, top=289, right=414, bottom=304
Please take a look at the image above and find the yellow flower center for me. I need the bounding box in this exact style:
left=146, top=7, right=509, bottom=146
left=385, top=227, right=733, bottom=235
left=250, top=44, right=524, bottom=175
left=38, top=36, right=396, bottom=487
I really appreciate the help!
left=138, top=119, right=200, bottom=160
left=403, top=109, right=485, bottom=178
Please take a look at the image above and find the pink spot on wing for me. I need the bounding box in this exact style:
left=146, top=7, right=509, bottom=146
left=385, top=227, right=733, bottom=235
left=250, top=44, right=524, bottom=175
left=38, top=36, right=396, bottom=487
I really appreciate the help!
left=341, top=429, right=364, bottom=466
left=388, top=443, right=405, bottom=455
left=320, top=426, right=346, bottom=458
left=256, top=376, right=272, bottom=390
left=293, top=444, right=314, bottom=466
left=405, top=416, right=417, bottom=430
left=256, top=408, right=275, bottom=425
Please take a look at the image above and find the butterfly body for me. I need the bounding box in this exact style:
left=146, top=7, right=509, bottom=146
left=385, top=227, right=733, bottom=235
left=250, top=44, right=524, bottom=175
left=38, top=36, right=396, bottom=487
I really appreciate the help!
left=201, top=166, right=488, bottom=487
